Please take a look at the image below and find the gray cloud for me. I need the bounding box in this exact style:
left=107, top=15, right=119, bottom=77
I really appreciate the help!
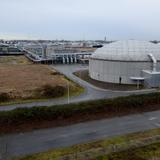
left=0, top=0, right=160, bottom=40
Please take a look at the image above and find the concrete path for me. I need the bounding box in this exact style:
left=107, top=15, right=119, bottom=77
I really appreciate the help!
left=0, top=110, right=160, bottom=158
left=0, top=64, right=156, bottom=111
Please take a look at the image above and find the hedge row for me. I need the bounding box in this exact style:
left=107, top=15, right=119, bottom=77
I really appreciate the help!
left=0, top=92, right=160, bottom=125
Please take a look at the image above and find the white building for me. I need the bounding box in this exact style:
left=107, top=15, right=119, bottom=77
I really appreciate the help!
left=89, top=40, right=160, bottom=87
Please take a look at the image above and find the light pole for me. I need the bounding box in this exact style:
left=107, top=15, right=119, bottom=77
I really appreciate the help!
left=67, top=80, right=70, bottom=104
left=137, top=79, right=140, bottom=90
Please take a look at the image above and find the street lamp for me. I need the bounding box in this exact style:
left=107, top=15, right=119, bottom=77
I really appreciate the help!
left=67, top=80, right=70, bottom=104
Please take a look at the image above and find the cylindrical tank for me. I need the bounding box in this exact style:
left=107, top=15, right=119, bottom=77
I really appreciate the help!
left=89, top=40, right=160, bottom=84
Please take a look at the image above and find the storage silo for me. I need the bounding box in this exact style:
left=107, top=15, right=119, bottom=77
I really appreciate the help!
left=89, top=40, right=160, bottom=87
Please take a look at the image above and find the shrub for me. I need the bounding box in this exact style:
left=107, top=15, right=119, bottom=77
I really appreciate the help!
left=38, top=84, right=66, bottom=98
left=50, top=72, right=62, bottom=75
left=0, top=92, right=11, bottom=102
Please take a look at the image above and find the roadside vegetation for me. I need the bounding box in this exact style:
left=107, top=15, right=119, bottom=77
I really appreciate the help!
left=96, top=142, right=160, bottom=160
left=13, top=128, right=160, bottom=160
left=0, top=92, right=160, bottom=134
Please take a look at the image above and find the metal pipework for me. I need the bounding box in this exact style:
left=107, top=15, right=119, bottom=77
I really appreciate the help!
left=148, top=54, right=157, bottom=72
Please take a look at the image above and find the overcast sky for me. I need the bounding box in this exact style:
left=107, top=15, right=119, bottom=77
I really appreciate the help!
left=0, top=0, right=160, bottom=40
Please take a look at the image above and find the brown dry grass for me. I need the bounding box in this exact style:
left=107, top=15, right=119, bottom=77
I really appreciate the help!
left=0, top=56, right=79, bottom=100
left=0, top=55, right=32, bottom=64
left=0, top=64, right=68, bottom=98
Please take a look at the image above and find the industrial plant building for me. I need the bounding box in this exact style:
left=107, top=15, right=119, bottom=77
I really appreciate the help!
left=0, top=43, right=22, bottom=55
left=19, top=42, right=94, bottom=64
left=89, top=40, right=160, bottom=88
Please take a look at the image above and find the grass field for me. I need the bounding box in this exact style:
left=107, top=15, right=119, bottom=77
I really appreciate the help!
left=13, top=128, right=160, bottom=160
left=0, top=56, right=83, bottom=103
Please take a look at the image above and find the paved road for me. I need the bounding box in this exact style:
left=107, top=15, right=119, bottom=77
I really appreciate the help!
left=0, top=110, right=160, bottom=158
left=0, top=64, right=156, bottom=111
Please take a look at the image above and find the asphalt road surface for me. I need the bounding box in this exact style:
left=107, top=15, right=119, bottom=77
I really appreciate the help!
left=0, top=64, right=156, bottom=111
left=0, top=110, right=160, bottom=158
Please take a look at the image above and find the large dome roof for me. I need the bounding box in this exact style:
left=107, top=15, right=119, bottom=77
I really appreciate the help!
left=91, top=40, right=160, bottom=62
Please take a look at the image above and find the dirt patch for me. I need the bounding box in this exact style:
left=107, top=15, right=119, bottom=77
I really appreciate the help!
left=74, top=70, right=145, bottom=91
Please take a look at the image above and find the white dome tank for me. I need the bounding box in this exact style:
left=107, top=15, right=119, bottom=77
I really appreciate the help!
left=89, top=40, right=160, bottom=85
